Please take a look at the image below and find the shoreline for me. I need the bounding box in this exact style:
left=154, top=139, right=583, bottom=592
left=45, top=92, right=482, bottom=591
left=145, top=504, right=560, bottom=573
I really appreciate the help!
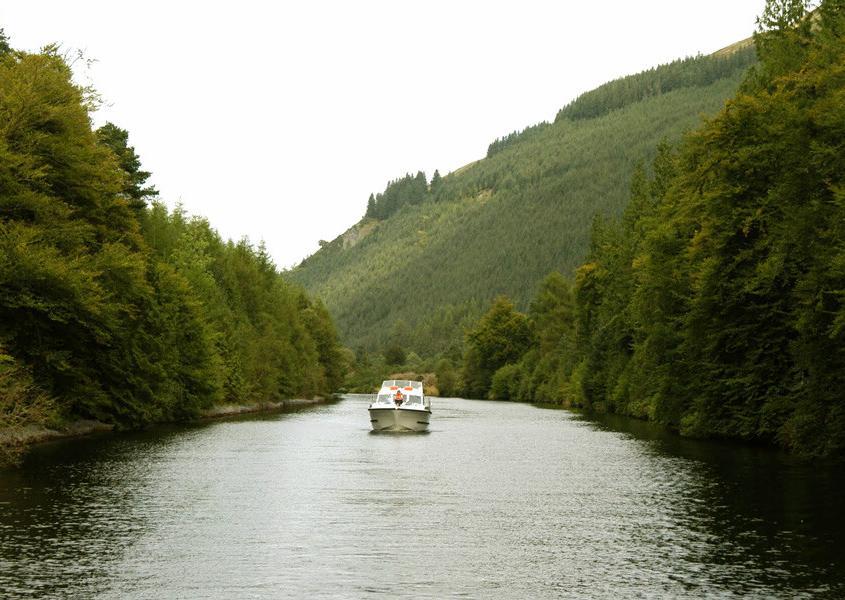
left=0, top=396, right=336, bottom=464
left=199, top=396, right=332, bottom=419
left=0, top=419, right=115, bottom=449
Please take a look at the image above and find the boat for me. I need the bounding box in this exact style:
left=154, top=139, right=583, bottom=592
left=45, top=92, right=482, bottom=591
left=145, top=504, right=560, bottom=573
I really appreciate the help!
left=368, top=380, right=431, bottom=432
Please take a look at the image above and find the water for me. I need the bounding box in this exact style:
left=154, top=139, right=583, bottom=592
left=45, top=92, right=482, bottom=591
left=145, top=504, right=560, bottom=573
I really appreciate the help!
left=1, top=396, right=843, bottom=599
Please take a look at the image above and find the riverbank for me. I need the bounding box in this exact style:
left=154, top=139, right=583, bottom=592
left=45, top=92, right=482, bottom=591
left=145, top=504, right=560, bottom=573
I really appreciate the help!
left=200, top=397, right=332, bottom=419
left=0, top=396, right=335, bottom=466
left=0, top=419, right=114, bottom=466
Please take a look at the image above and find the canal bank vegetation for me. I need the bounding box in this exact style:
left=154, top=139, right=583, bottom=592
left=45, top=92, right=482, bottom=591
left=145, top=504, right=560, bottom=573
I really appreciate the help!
left=0, top=33, right=345, bottom=464
left=341, top=345, right=447, bottom=396
left=462, top=0, right=845, bottom=457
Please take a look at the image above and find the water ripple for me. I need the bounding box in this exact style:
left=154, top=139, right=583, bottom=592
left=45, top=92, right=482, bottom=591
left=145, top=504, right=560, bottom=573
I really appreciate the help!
left=1, top=397, right=843, bottom=598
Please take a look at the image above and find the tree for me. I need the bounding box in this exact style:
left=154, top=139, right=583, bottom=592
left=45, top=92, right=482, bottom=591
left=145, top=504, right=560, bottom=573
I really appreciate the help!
left=381, top=318, right=411, bottom=366
left=289, top=45, right=756, bottom=359
left=411, top=171, right=428, bottom=204
left=505, top=272, right=577, bottom=403
left=299, top=296, right=345, bottom=392
left=96, top=122, right=158, bottom=211
left=430, top=169, right=443, bottom=196
left=434, top=358, right=457, bottom=396
left=0, top=45, right=347, bottom=439
left=756, top=0, right=809, bottom=32
left=383, top=344, right=406, bottom=366
left=0, top=28, right=11, bottom=55
left=529, top=272, right=575, bottom=354
left=556, top=0, right=845, bottom=455
left=489, top=363, right=521, bottom=400
left=461, top=296, right=531, bottom=399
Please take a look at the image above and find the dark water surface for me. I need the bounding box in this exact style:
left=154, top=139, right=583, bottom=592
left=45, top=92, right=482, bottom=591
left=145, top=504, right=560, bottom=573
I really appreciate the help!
left=1, top=396, right=843, bottom=598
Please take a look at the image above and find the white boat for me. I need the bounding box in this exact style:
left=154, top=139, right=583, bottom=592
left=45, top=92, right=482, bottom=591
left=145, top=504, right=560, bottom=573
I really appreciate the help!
left=368, top=380, right=431, bottom=432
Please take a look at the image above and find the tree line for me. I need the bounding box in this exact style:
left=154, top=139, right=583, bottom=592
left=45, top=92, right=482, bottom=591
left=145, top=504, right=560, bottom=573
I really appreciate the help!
left=364, top=170, right=443, bottom=220
left=0, top=34, right=345, bottom=462
left=555, top=44, right=758, bottom=122
left=292, top=55, right=753, bottom=358
left=458, top=0, right=845, bottom=457
left=486, top=122, right=550, bottom=158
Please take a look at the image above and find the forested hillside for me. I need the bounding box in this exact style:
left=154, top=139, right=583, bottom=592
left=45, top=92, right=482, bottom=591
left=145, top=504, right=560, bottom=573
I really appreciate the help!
left=0, top=36, right=344, bottom=462
left=469, top=0, right=845, bottom=457
left=290, top=45, right=756, bottom=357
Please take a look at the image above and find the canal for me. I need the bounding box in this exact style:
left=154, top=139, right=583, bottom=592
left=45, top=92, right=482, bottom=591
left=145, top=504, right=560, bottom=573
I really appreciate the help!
left=1, top=395, right=843, bottom=598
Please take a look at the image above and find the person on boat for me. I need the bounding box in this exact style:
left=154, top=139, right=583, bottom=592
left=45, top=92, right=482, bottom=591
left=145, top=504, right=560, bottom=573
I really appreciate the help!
left=394, top=390, right=404, bottom=406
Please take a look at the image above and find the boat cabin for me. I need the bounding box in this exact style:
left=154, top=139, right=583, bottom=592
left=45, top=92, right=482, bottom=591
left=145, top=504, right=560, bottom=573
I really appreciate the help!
left=373, top=380, right=429, bottom=409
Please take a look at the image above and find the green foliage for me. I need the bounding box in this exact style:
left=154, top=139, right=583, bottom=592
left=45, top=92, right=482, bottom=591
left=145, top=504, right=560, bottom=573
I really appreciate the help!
left=489, top=363, right=522, bottom=400
left=0, top=29, right=11, bottom=55
left=499, top=0, right=845, bottom=457
left=430, top=169, right=443, bottom=196
left=291, top=50, right=753, bottom=358
left=556, top=46, right=757, bottom=122
left=487, top=122, right=550, bottom=158
left=461, top=296, right=531, bottom=399
left=365, top=171, right=429, bottom=219
left=382, top=319, right=409, bottom=365
left=0, top=47, right=152, bottom=424
left=95, top=122, right=158, bottom=211
left=753, top=0, right=812, bottom=78
left=300, top=295, right=346, bottom=393
left=508, top=272, right=578, bottom=404
left=0, top=43, right=346, bottom=437
left=434, top=357, right=458, bottom=397
left=142, top=207, right=346, bottom=405
left=383, top=344, right=406, bottom=366
left=343, top=349, right=388, bottom=393
left=0, top=347, right=58, bottom=465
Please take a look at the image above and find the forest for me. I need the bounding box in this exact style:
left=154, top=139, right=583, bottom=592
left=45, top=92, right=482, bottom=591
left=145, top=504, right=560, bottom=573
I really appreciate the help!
left=291, top=37, right=757, bottom=358
left=298, top=0, right=845, bottom=457
left=460, top=0, right=845, bottom=457
left=0, top=35, right=345, bottom=463
left=3, top=0, right=840, bottom=461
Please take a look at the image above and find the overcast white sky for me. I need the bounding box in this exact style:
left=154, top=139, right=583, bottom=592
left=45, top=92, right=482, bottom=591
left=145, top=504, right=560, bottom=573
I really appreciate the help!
left=2, top=1, right=764, bottom=268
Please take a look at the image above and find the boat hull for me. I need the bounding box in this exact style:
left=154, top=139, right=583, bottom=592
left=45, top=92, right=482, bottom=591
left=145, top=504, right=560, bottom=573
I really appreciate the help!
left=369, top=407, right=430, bottom=432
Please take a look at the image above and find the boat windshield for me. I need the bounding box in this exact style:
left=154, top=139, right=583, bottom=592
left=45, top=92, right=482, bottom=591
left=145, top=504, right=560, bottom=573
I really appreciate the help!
left=373, top=391, right=423, bottom=406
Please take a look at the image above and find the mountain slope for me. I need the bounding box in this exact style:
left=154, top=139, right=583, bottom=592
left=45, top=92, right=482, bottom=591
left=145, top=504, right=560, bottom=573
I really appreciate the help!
left=289, top=46, right=756, bottom=356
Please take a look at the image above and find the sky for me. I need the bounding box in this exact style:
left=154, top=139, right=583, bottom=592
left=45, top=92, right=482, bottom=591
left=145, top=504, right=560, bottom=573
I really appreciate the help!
left=1, top=0, right=765, bottom=268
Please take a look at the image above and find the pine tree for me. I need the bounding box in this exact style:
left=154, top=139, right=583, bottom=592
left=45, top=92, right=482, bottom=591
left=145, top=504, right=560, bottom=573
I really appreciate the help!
left=0, top=28, right=11, bottom=55
left=365, top=193, right=376, bottom=218
left=96, top=122, right=159, bottom=212
left=430, top=169, right=442, bottom=194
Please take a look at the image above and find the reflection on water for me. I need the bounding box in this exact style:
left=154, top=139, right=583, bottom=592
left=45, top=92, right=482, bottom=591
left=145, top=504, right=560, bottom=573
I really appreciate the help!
left=1, top=397, right=843, bottom=598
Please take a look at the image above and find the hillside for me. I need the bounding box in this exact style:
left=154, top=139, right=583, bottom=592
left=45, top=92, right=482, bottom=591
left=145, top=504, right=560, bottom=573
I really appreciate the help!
left=478, top=1, right=845, bottom=456
left=289, top=45, right=757, bottom=357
